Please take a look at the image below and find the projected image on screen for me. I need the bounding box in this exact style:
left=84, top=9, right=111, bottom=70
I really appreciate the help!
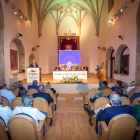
left=59, top=51, right=81, bottom=64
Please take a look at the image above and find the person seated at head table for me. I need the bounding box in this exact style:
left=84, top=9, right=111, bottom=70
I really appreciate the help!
left=17, top=87, right=27, bottom=97
left=76, top=65, right=81, bottom=71
left=0, top=83, right=16, bottom=105
left=28, top=80, right=39, bottom=91
left=107, top=87, right=128, bottom=99
left=0, top=94, right=13, bottom=126
left=83, top=65, right=88, bottom=71
left=127, top=81, right=137, bottom=95
left=29, top=59, right=39, bottom=67
left=45, top=82, right=56, bottom=95
left=62, top=65, right=68, bottom=70
left=111, top=81, right=124, bottom=91
left=98, top=81, right=110, bottom=90
left=54, top=66, right=61, bottom=71
left=13, top=94, right=45, bottom=126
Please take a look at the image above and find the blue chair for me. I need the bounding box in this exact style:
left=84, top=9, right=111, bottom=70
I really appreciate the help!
left=98, top=113, right=137, bottom=140
left=8, top=113, right=46, bottom=140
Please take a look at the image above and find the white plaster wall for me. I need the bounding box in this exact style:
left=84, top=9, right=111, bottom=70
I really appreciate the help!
left=1, top=0, right=39, bottom=87
left=98, top=0, right=139, bottom=84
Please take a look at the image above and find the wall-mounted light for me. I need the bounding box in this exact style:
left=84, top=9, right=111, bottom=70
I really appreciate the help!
left=32, top=45, right=40, bottom=51
left=98, top=46, right=106, bottom=51
left=17, top=33, right=23, bottom=37
left=118, top=35, right=123, bottom=40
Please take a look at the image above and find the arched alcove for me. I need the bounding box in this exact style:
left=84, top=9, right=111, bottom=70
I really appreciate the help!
left=10, top=38, right=25, bottom=73
left=115, top=45, right=129, bottom=74
left=0, top=1, right=5, bottom=84
left=29, top=53, right=35, bottom=65
left=106, top=46, right=115, bottom=77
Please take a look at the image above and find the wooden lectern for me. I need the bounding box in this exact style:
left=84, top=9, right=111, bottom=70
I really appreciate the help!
left=27, top=67, right=41, bottom=83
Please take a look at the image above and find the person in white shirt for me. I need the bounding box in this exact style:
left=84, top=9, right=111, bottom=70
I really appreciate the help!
left=0, top=84, right=16, bottom=105
left=13, top=94, right=45, bottom=126
left=127, top=81, right=137, bottom=95
left=0, top=94, right=13, bottom=126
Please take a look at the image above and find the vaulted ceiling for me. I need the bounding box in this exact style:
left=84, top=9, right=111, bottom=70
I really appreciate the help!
left=33, top=0, right=104, bottom=37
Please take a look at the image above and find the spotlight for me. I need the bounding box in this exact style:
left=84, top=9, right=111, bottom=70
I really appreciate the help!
left=37, top=45, right=40, bottom=47
left=12, top=4, right=17, bottom=14
left=118, top=35, right=123, bottom=40
left=17, top=9, right=23, bottom=18
left=17, top=33, right=23, bottom=37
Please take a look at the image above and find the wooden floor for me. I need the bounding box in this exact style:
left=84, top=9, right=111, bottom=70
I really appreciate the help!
left=22, top=73, right=117, bottom=84
left=45, top=93, right=98, bottom=140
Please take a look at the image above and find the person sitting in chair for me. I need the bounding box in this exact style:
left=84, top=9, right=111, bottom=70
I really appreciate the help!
left=99, top=81, right=110, bottom=90
left=17, top=87, right=27, bottom=97
left=83, top=65, right=88, bottom=71
left=13, top=94, right=45, bottom=126
left=54, top=66, right=61, bottom=71
left=45, top=82, right=56, bottom=95
left=28, top=80, right=39, bottom=91
left=62, top=65, right=68, bottom=70
left=29, top=60, right=38, bottom=67
left=127, top=81, right=137, bottom=95
left=111, top=81, right=124, bottom=91
left=76, top=65, right=81, bottom=71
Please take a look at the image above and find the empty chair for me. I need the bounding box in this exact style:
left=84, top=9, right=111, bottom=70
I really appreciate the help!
left=11, top=97, right=22, bottom=110
left=89, top=97, right=110, bottom=126
left=33, top=97, right=53, bottom=126
left=83, top=88, right=96, bottom=108
left=128, top=88, right=137, bottom=99
left=122, top=88, right=127, bottom=94
left=0, top=117, right=9, bottom=140
left=13, top=88, right=19, bottom=96
left=45, top=89, right=57, bottom=111
left=98, top=114, right=137, bottom=140
left=132, top=97, right=140, bottom=106
left=2, top=97, right=11, bottom=107
left=8, top=114, right=46, bottom=140
left=121, top=97, right=131, bottom=105
left=27, top=88, right=38, bottom=95
left=103, top=88, right=113, bottom=97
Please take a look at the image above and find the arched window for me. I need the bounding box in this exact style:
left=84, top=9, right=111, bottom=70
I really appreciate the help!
left=27, top=0, right=32, bottom=24
left=108, top=0, right=114, bottom=12
left=120, top=47, right=130, bottom=75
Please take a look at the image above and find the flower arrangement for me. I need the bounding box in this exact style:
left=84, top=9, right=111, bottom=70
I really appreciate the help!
left=60, top=74, right=83, bottom=83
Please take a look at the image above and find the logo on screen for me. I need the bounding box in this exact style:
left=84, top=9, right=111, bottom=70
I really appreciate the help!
left=65, top=44, right=72, bottom=50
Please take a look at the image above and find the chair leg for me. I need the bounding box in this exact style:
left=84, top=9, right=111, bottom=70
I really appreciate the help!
left=89, top=118, right=93, bottom=126
left=49, top=118, right=53, bottom=126
left=54, top=105, right=57, bottom=111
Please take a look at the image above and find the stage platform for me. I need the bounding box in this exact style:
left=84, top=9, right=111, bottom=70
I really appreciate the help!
left=22, top=73, right=117, bottom=93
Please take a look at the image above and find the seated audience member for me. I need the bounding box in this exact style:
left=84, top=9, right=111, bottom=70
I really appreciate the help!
left=111, top=81, right=124, bottom=91
left=83, top=65, right=88, bottom=71
left=17, top=81, right=23, bottom=89
left=46, top=82, right=56, bottom=94
left=28, top=80, right=39, bottom=90
left=54, top=66, right=61, bottom=71
left=76, top=65, right=81, bottom=71
left=0, top=94, right=13, bottom=126
left=99, top=81, right=110, bottom=90
left=127, top=81, right=137, bottom=95
left=0, top=84, right=16, bottom=105
left=17, top=87, right=27, bottom=97
left=107, top=87, right=128, bottom=99
left=33, top=84, right=54, bottom=105
left=130, top=85, right=140, bottom=104
left=13, top=94, right=45, bottom=126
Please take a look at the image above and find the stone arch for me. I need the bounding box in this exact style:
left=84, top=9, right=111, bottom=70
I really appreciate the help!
left=29, top=53, right=35, bottom=65
left=115, top=44, right=129, bottom=73
left=106, top=46, right=115, bottom=77
left=0, top=1, right=5, bottom=84
left=136, top=1, right=140, bottom=84
left=10, top=38, right=25, bottom=72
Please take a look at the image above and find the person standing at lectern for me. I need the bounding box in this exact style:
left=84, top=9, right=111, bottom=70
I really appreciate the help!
left=30, top=60, right=38, bottom=67
left=97, top=66, right=106, bottom=87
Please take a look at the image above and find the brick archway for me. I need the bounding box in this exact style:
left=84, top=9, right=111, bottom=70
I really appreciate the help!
left=106, top=46, right=114, bottom=77
left=10, top=38, right=25, bottom=72
left=0, top=2, right=5, bottom=84
left=29, top=53, right=35, bottom=65
left=115, top=44, right=128, bottom=73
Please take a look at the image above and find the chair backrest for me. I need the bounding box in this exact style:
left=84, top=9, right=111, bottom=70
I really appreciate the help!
left=8, top=114, right=38, bottom=140
left=128, top=88, right=137, bottom=99
left=13, top=88, right=19, bottom=96
left=33, top=97, right=49, bottom=113
left=45, top=89, right=54, bottom=99
left=103, top=88, right=113, bottom=97
left=71, top=66, right=76, bottom=70
left=0, top=117, right=9, bottom=140
left=87, top=88, right=96, bottom=102
left=93, top=97, right=110, bottom=110
left=2, top=97, right=11, bottom=107
left=121, top=97, right=131, bottom=105
left=106, top=114, right=137, bottom=140
left=122, top=88, right=127, bottom=94
left=27, top=89, right=38, bottom=95
left=132, top=97, right=140, bottom=106
left=11, top=97, right=22, bottom=110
